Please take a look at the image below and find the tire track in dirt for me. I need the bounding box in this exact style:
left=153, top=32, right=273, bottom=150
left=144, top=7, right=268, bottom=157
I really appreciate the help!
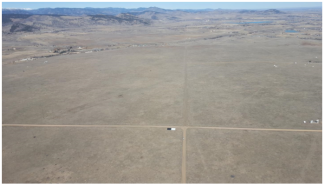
left=3, top=124, right=322, bottom=132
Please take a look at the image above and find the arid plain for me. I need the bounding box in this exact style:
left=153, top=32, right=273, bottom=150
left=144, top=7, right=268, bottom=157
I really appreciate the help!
left=2, top=8, right=322, bottom=183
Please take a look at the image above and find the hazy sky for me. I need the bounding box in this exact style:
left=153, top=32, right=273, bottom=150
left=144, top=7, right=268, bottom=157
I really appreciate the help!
left=2, top=2, right=322, bottom=10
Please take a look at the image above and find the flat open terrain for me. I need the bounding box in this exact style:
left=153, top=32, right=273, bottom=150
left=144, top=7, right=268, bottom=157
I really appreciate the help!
left=187, top=129, right=321, bottom=183
left=3, top=126, right=182, bottom=183
left=3, top=9, right=322, bottom=183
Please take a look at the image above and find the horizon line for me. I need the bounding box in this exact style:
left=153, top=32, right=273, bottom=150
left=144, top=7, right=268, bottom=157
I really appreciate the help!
left=2, top=6, right=322, bottom=10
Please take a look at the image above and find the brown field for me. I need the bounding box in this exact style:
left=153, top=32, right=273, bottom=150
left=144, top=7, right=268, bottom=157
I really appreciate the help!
left=2, top=8, right=322, bottom=183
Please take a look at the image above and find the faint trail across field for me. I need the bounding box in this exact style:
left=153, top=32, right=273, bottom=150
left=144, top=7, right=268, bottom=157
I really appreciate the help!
left=2, top=124, right=321, bottom=132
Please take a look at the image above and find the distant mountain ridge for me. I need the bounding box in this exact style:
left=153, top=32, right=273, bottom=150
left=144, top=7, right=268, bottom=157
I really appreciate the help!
left=2, top=12, right=152, bottom=33
left=2, top=7, right=214, bottom=16
left=2, top=6, right=321, bottom=16
left=3, top=7, right=317, bottom=34
left=239, top=9, right=285, bottom=14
